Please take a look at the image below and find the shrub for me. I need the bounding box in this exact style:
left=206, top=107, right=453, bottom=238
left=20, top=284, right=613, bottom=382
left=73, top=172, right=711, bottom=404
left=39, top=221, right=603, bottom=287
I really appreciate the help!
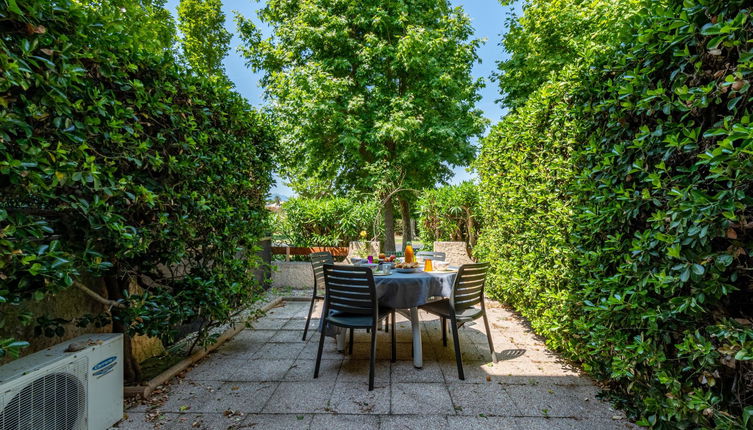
left=477, top=0, right=753, bottom=427
left=0, top=0, right=274, bottom=378
left=277, top=197, right=381, bottom=247
left=417, top=182, right=480, bottom=246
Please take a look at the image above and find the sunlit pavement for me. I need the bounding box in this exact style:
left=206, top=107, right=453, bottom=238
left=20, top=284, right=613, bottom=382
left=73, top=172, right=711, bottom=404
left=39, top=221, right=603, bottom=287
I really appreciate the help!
left=116, top=300, right=636, bottom=429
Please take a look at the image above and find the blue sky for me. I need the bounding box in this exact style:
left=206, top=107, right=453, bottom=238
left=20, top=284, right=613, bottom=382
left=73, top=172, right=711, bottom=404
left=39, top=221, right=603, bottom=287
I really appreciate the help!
left=164, top=0, right=522, bottom=196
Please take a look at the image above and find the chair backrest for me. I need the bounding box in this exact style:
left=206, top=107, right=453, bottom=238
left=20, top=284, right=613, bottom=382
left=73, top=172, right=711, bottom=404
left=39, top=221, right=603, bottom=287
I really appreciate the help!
left=322, top=264, right=377, bottom=316
left=310, top=251, right=334, bottom=290
left=451, top=263, right=489, bottom=311
left=416, top=251, right=446, bottom=261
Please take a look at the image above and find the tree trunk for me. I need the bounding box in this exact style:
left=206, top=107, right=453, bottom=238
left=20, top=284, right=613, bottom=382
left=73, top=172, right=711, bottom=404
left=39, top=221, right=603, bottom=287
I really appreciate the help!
left=399, top=196, right=413, bottom=251
left=105, top=273, right=142, bottom=384
left=383, top=194, right=396, bottom=253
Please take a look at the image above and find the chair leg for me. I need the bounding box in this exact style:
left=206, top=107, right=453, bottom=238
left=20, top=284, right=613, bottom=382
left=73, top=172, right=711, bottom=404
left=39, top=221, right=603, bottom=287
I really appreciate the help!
left=441, top=317, right=447, bottom=347
left=391, top=311, right=396, bottom=362
left=314, top=326, right=326, bottom=378
left=385, top=313, right=389, bottom=333
left=450, top=315, right=464, bottom=380
left=482, top=312, right=497, bottom=363
left=302, top=296, right=317, bottom=341
left=369, top=324, right=377, bottom=391
left=349, top=328, right=354, bottom=355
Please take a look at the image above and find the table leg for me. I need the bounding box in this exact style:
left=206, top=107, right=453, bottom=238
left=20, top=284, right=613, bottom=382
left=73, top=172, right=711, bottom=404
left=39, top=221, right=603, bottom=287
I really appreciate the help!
left=336, top=328, right=345, bottom=352
left=409, top=307, right=423, bottom=368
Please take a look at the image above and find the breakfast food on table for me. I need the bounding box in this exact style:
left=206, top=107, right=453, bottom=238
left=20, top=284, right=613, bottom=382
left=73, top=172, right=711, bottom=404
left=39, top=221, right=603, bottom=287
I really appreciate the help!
left=395, top=261, right=419, bottom=269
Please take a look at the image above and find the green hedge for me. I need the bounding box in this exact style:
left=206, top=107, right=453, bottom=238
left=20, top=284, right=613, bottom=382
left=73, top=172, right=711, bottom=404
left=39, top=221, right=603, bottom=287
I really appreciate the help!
left=417, top=181, right=480, bottom=246
left=477, top=0, right=753, bottom=427
left=0, top=0, right=274, bottom=375
left=277, top=197, right=380, bottom=247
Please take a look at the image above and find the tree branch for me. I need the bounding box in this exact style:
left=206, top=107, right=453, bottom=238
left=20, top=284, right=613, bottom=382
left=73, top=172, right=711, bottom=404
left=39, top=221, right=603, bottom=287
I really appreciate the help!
left=74, top=280, right=126, bottom=309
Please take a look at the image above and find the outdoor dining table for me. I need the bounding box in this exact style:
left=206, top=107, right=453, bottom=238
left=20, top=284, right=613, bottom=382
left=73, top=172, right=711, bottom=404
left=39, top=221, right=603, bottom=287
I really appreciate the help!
left=324, top=267, right=458, bottom=369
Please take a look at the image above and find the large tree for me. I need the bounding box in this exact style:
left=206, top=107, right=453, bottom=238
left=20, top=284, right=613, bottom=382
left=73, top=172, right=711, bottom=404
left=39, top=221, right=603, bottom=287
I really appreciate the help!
left=178, top=0, right=231, bottom=79
left=238, top=0, right=486, bottom=250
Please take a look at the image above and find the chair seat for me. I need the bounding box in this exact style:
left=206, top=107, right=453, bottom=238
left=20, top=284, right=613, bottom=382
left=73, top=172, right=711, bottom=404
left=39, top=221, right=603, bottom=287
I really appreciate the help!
left=420, top=299, right=483, bottom=321
left=326, top=308, right=392, bottom=328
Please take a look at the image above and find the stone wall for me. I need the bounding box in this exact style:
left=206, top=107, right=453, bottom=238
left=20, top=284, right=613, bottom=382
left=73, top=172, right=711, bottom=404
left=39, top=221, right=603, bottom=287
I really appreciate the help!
left=433, top=241, right=475, bottom=266
left=0, top=277, right=165, bottom=365
left=272, top=261, right=315, bottom=290
left=0, top=279, right=110, bottom=364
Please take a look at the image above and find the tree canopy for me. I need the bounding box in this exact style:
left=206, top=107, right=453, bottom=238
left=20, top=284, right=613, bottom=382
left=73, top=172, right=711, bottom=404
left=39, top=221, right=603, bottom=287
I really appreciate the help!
left=237, top=0, right=486, bottom=249
left=495, top=0, right=641, bottom=109
left=178, top=0, right=231, bottom=79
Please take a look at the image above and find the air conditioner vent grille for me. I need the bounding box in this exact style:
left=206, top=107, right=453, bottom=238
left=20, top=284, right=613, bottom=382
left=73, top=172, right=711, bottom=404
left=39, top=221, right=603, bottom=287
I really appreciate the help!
left=0, top=357, right=87, bottom=430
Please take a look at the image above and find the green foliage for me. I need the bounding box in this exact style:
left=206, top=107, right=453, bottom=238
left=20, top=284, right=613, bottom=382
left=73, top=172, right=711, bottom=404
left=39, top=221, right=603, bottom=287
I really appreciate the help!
left=475, top=78, right=580, bottom=339
left=495, top=0, right=641, bottom=109
left=0, top=0, right=274, bottom=368
left=238, top=0, right=487, bottom=251
left=277, top=197, right=381, bottom=247
left=178, top=0, right=231, bottom=79
left=478, top=0, right=753, bottom=427
left=238, top=0, right=485, bottom=191
left=417, top=181, right=480, bottom=246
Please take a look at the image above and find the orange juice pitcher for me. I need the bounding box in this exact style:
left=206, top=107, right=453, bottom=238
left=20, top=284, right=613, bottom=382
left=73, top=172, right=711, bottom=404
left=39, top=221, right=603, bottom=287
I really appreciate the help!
left=405, top=243, right=414, bottom=263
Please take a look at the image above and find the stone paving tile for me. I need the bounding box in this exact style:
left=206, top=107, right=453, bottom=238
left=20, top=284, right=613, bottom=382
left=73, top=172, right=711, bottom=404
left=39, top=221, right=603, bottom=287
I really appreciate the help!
left=159, top=379, right=223, bottom=413
left=390, top=383, right=455, bottom=415
left=379, top=414, right=448, bottom=429
left=266, top=304, right=305, bottom=319
left=240, top=413, right=313, bottom=429
left=285, top=358, right=342, bottom=381
left=507, top=384, right=617, bottom=419
left=119, top=298, right=638, bottom=429
left=261, top=380, right=336, bottom=414
left=283, top=317, right=320, bottom=331
left=310, top=413, right=380, bottom=430
left=300, top=337, right=347, bottom=359
left=390, top=360, right=443, bottom=383
left=446, top=416, right=635, bottom=430
left=249, top=317, right=289, bottom=329
left=113, top=412, right=156, bottom=430
left=161, top=412, right=247, bottom=430
left=269, top=329, right=307, bottom=343
left=187, top=356, right=295, bottom=382
left=438, top=359, right=499, bottom=384
left=351, top=341, right=411, bottom=361
left=169, top=381, right=278, bottom=414
left=329, top=381, right=391, bottom=414
left=337, top=359, right=390, bottom=383
left=252, top=341, right=307, bottom=359
left=447, top=382, right=520, bottom=416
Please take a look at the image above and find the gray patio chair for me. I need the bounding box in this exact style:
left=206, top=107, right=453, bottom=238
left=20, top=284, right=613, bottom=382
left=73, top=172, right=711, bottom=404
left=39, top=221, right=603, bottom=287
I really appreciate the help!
left=302, top=251, right=334, bottom=341
left=416, top=251, right=446, bottom=261
left=314, top=264, right=396, bottom=390
left=418, top=262, right=497, bottom=380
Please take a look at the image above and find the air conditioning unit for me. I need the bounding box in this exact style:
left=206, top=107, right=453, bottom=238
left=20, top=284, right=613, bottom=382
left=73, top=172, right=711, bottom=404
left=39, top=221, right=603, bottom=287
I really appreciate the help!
left=0, top=333, right=123, bottom=430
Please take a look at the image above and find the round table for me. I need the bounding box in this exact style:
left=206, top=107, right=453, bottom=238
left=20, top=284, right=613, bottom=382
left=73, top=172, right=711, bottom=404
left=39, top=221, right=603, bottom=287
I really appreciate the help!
left=328, top=269, right=457, bottom=368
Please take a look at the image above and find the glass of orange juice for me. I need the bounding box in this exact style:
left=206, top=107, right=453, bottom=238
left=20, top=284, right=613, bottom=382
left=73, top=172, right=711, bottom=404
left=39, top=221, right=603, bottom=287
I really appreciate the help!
left=423, top=259, right=433, bottom=272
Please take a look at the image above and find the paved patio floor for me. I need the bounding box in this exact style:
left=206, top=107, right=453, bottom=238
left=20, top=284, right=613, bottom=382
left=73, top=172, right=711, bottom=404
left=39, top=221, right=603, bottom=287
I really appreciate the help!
left=117, top=300, right=636, bottom=429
